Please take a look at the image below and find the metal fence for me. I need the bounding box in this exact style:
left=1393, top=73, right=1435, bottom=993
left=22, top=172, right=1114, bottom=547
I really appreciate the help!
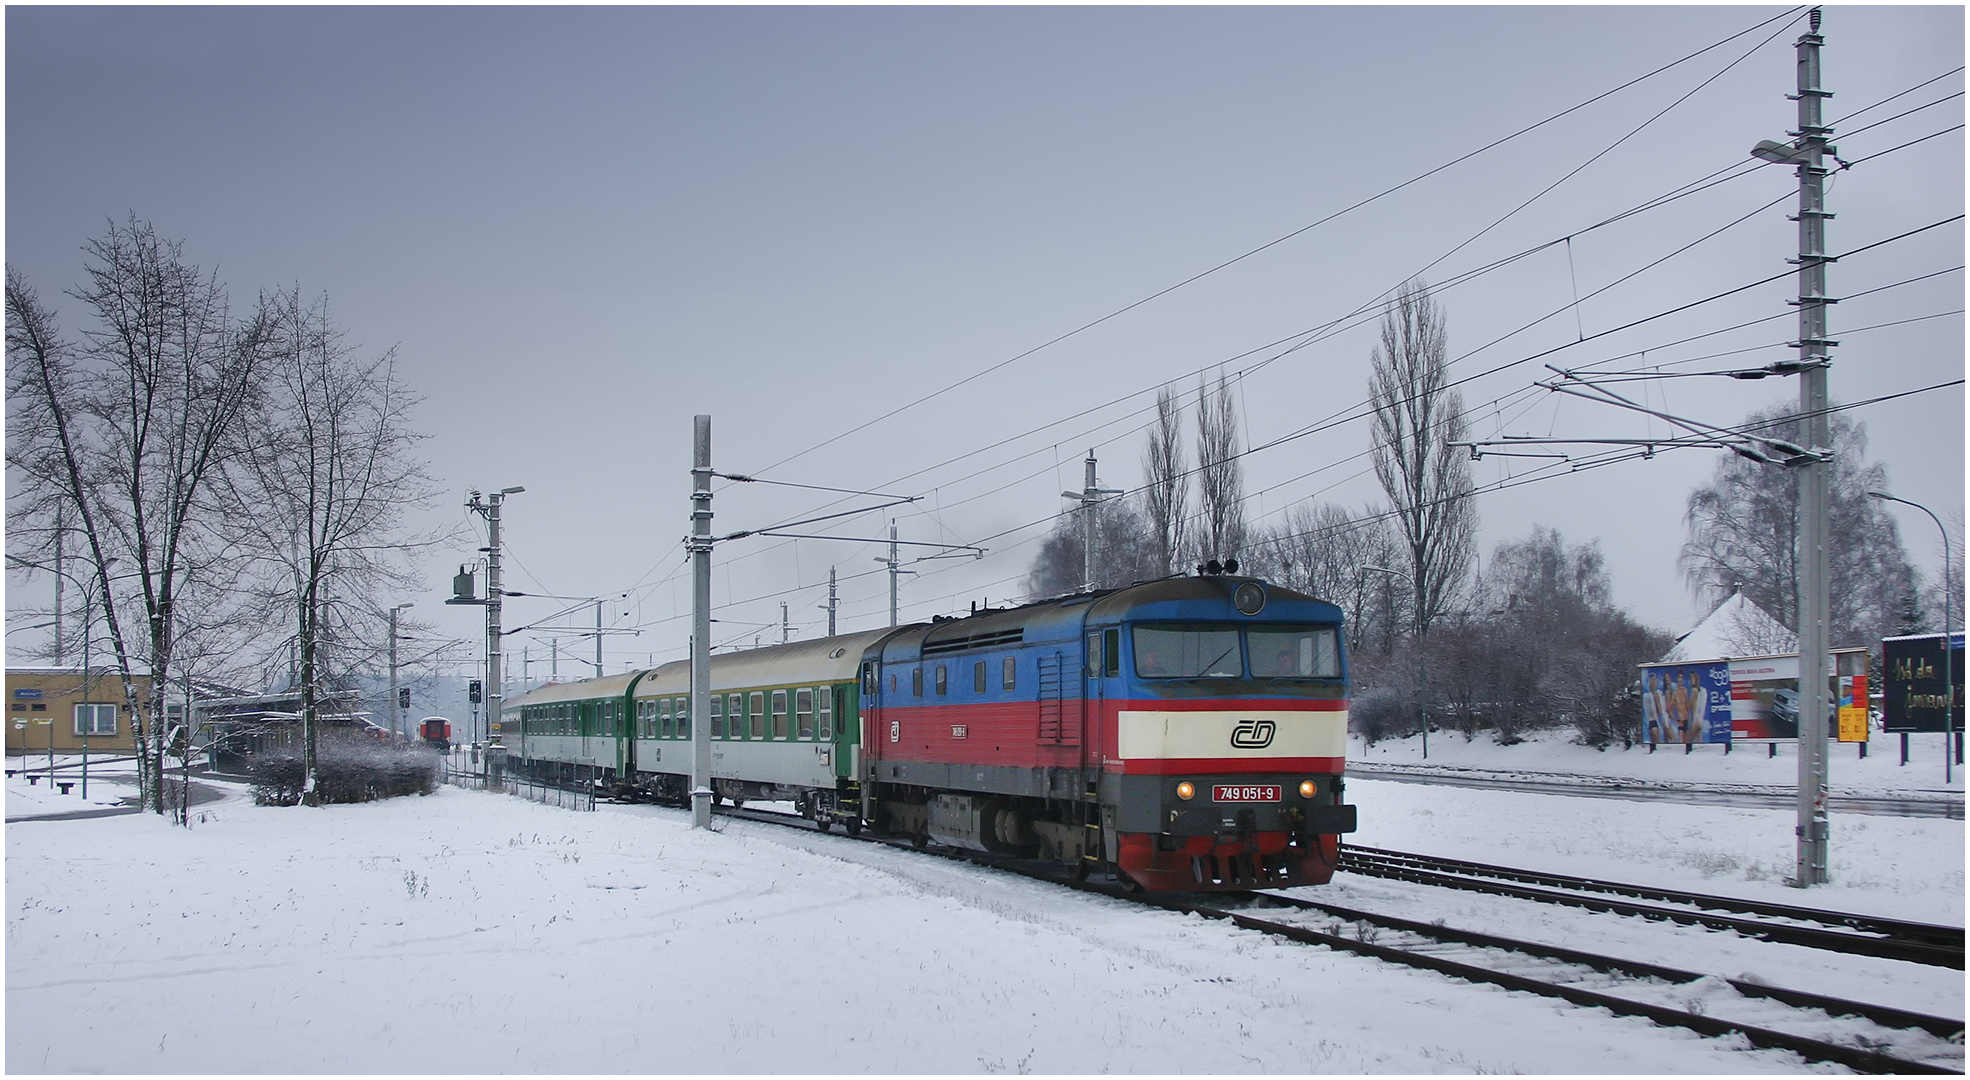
left=441, top=756, right=594, bottom=812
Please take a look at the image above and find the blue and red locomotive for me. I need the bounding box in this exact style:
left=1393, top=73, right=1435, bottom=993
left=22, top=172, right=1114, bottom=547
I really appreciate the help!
left=504, top=572, right=1356, bottom=891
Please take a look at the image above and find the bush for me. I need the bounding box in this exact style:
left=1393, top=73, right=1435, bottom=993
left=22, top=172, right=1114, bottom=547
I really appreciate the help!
left=251, top=741, right=441, bottom=806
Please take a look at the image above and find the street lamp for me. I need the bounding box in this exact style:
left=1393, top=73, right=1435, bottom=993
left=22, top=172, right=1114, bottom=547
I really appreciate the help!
left=1361, top=564, right=1427, bottom=760
left=1868, top=491, right=1958, bottom=780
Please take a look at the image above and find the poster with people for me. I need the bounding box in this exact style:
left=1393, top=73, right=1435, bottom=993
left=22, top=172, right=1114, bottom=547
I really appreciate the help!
left=1639, top=660, right=1733, bottom=746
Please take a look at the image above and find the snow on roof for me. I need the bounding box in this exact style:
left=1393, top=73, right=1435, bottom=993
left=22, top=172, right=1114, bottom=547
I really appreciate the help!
left=1660, top=592, right=1795, bottom=663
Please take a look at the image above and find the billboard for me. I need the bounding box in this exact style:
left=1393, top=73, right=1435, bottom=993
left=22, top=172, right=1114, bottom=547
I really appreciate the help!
left=1881, top=632, right=1964, bottom=734
left=1639, top=661, right=1733, bottom=745
left=1641, top=648, right=1869, bottom=744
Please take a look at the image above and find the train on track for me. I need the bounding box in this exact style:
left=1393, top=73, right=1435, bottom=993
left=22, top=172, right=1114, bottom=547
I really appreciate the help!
left=502, top=572, right=1357, bottom=891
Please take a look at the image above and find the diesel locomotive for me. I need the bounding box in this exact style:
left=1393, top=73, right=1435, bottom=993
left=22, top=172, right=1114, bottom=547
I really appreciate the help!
left=502, top=573, right=1357, bottom=891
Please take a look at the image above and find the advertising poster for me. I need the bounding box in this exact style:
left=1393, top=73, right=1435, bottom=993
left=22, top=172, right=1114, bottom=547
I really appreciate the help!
left=1882, top=632, right=1965, bottom=734
left=1639, top=661, right=1733, bottom=745
left=1728, top=648, right=1870, bottom=742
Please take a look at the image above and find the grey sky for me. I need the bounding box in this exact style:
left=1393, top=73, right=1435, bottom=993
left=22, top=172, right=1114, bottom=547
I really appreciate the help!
left=7, top=6, right=1963, bottom=680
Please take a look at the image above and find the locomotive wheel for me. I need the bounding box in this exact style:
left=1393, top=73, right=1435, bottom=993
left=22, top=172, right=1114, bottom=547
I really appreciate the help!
left=815, top=818, right=832, bottom=833
left=845, top=818, right=863, bottom=837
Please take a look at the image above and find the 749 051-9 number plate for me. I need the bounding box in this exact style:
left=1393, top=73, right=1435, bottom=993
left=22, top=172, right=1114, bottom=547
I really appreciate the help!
left=1212, top=784, right=1281, bottom=803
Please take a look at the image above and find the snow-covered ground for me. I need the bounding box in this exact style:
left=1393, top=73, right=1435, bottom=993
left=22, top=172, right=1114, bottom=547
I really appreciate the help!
left=8, top=753, right=1961, bottom=1074
left=1351, top=728, right=1965, bottom=798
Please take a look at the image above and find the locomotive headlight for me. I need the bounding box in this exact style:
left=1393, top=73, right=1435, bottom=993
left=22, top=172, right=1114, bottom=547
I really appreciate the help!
left=1299, top=780, right=1317, bottom=798
left=1176, top=781, right=1196, bottom=801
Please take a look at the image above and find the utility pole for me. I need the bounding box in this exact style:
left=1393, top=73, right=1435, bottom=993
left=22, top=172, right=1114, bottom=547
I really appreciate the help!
left=819, top=566, right=838, bottom=637
left=53, top=509, right=65, bottom=666
left=1061, top=449, right=1123, bottom=593
left=463, top=487, right=523, bottom=755
left=594, top=599, right=604, bottom=675
left=875, top=521, right=911, bottom=627
left=388, top=602, right=413, bottom=738
left=688, top=415, right=714, bottom=828
left=1753, top=8, right=1836, bottom=886
left=781, top=601, right=792, bottom=645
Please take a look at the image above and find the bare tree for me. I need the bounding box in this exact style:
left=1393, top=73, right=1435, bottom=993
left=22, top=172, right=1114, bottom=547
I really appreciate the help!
left=1025, top=494, right=1159, bottom=598
left=1194, top=373, right=1245, bottom=566
left=1246, top=502, right=1403, bottom=654
left=6, top=220, right=265, bottom=813
left=1368, top=279, right=1475, bottom=636
left=1140, top=385, right=1189, bottom=577
left=1681, top=404, right=1916, bottom=648
left=220, top=286, right=441, bottom=801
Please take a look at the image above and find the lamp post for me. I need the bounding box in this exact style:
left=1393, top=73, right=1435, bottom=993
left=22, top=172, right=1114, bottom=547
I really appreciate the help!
left=1868, top=491, right=1957, bottom=780
left=1363, top=564, right=1425, bottom=759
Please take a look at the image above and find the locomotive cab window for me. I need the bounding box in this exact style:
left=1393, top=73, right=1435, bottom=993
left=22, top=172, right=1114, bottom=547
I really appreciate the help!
left=1103, top=628, right=1120, bottom=677
left=1002, top=657, right=1016, bottom=691
left=863, top=663, right=878, bottom=697
left=1249, top=626, right=1342, bottom=679
left=1132, top=624, right=1243, bottom=678
left=934, top=665, right=947, bottom=696
left=912, top=668, right=922, bottom=697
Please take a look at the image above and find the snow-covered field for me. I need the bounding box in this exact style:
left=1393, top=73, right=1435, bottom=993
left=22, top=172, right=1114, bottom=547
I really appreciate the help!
left=7, top=753, right=1961, bottom=1074
left=1350, top=727, right=1965, bottom=798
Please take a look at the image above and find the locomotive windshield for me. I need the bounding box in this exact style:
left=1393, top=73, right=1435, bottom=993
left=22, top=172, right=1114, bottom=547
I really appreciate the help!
left=1132, top=623, right=1341, bottom=679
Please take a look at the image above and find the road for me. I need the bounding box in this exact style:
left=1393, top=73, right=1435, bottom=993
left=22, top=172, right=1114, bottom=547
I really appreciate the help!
left=1348, top=766, right=1964, bottom=820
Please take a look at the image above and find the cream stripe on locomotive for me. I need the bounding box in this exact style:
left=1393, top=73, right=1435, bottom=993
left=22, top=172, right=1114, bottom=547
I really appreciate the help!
left=1114, top=709, right=1348, bottom=761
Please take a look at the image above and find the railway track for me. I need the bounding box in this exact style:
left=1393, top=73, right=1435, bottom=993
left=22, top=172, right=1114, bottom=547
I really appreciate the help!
left=1341, top=845, right=1965, bottom=969
left=707, top=804, right=1963, bottom=1074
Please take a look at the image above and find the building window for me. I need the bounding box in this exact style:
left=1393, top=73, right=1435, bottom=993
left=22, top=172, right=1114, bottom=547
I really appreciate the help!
left=1003, top=657, right=1017, bottom=691
left=30, top=703, right=46, bottom=712
left=795, top=688, right=814, bottom=739
left=74, top=703, right=116, bottom=736
left=973, top=660, right=987, bottom=694
left=771, top=689, right=789, bottom=739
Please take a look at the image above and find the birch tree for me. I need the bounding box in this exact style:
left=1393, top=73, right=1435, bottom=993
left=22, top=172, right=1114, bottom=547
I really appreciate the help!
left=6, top=220, right=265, bottom=813
left=221, top=286, right=441, bottom=801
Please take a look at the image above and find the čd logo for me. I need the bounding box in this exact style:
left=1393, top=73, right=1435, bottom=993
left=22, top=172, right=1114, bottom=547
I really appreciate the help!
left=1230, top=719, right=1276, bottom=749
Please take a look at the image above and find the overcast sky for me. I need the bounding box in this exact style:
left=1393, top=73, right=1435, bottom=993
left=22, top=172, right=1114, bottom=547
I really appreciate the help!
left=6, top=5, right=1963, bottom=684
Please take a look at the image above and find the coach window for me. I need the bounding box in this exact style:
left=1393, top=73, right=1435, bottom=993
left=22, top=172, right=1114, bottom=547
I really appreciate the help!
left=676, top=699, right=690, bottom=739
left=973, top=660, right=987, bottom=694
left=1002, top=656, right=1017, bottom=691
left=729, top=694, right=746, bottom=739
left=912, top=668, right=922, bottom=697
left=771, top=689, right=789, bottom=739
left=796, top=688, right=814, bottom=739
left=659, top=699, right=673, bottom=738
left=819, top=689, right=835, bottom=739
left=750, top=692, right=766, bottom=739
left=710, top=696, right=724, bottom=739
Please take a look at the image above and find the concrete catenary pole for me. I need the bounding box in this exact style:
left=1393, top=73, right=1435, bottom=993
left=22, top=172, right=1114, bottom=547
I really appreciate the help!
left=689, top=415, right=714, bottom=828
left=388, top=602, right=413, bottom=737
left=1789, top=8, right=1835, bottom=887
left=595, top=599, right=604, bottom=675
left=1062, top=450, right=1123, bottom=593
left=887, top=522, right=901, bottom=626
left=821, top=566, right=838, bottom=637
left=485, top=490, right=518, bottom=751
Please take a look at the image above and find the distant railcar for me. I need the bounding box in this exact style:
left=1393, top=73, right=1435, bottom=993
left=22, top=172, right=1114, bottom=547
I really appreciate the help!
left=504, top=573, right=1355, bottom=891
left=418, top=717, right=452, bottom=750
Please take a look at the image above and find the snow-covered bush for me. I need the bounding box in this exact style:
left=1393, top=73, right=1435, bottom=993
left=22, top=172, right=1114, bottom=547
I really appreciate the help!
left=251, top=741, right=440, bottom=805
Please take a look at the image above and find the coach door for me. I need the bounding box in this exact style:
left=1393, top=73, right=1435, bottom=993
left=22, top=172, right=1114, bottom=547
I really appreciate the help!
left=1082, top=626, right=1119, bottom=768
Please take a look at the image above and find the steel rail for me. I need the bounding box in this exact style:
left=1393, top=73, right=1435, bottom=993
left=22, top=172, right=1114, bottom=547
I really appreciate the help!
left=702, top=805, right=1959, bottom=1072
left=1341, top=846, right=1964, bottom=968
